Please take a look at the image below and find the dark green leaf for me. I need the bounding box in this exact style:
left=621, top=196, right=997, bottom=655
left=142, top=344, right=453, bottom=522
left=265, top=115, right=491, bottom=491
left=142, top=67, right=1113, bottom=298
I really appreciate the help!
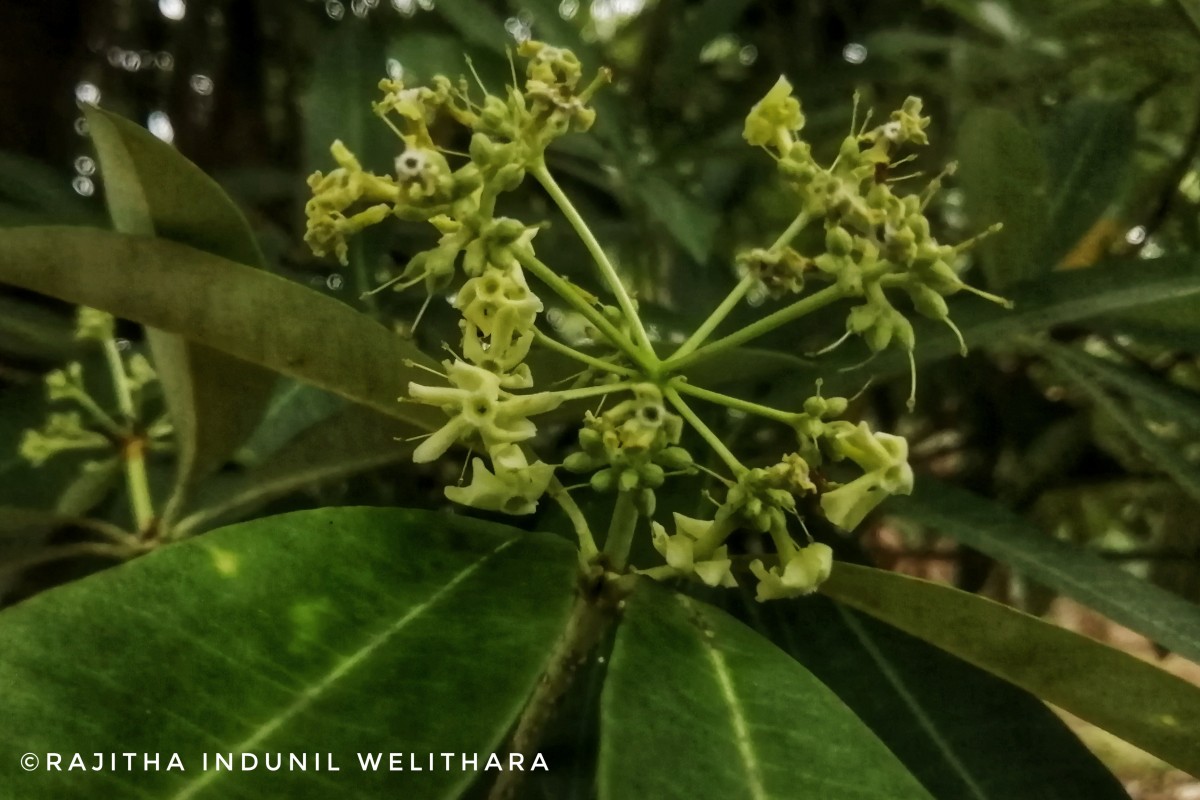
left=957, top=108, right=1049, bottom=288
left=736, top=592, right=1128, bottom=800
left=0, top=227, right=442, bottom=430
left=0, top=507, right=577, bottom=798
left=85, top=107, right=278, bottom=520
left=659, top=0, right=754, bottom=89
left=1045, top=348, right=1200, bottom=505
left=632, top=173, right=718, bottom=264
left=600, top=582, right=934, bottom=800
left=233, top=379, right=348, bottom=468
left=437, top=0, right=510, bottom=56
left=822, top=563, right=1200, bottom=775
left=1042, top=341, right=1200, bottom=435
left=888, top=478, right=1200, bottom=666
left=801, top=257, right=1200, bottom=395
left=177, top=406, right=412, bottom=535
left=1040, top=100, right=1134, bottom=268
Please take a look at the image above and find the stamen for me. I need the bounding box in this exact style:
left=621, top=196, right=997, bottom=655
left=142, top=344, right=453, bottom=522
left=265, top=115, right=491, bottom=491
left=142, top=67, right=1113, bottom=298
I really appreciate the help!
left=807, top=329, right=853, bottom=357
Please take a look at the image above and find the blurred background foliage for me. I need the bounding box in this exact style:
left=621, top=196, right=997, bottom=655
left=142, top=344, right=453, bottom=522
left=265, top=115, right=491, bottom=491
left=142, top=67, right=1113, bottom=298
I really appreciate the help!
left=5, top=0, right=1200, bottom=793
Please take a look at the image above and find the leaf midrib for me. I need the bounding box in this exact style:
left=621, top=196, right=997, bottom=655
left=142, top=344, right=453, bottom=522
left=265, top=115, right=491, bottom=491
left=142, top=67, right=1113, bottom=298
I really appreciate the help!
left=679, top=595, right=766, bottom=800
left=835, top=605, right=989, bottom=800
left=169, top=537, right=517, bottom=799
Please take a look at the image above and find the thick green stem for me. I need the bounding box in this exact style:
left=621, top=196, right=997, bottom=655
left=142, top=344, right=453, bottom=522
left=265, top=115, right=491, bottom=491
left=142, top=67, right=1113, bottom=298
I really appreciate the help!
left=603, top=490, right=640, bottom=571
left=103, top=338, right=154, bottom=535
left=532, top=328, right=637, bottom=377
left=517, top=252, right=652, bottom=371
left=663, top=386, right=746, bottom=476
left=669, top=379, right=797, bottom=425
left=664, top=284, right=845, bottom=372
left=532, top=161, right=656, bottom=356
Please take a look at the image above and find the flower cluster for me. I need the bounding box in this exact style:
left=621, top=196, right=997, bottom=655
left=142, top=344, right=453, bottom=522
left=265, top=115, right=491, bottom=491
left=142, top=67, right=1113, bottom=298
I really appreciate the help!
left=304, top=45, right=1004, bottom=601
left=743, top=78, right=1009, bottom=408
left=19, top=308, right=170, bottom=469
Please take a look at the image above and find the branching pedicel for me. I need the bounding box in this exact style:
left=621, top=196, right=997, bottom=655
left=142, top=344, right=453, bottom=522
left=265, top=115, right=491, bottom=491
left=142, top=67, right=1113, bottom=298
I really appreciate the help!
left=304, top=44, right=1008, bottom=602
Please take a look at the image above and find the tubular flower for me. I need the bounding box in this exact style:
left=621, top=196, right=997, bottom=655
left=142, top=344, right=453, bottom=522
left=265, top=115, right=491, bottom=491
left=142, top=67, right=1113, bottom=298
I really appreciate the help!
left=444, top=444, right=555, bottom=515
left=819, top=422, right=913, bottom=530
left=750, top=543, right=834, bottom=602
left=649, top=513, right=737, bottom=589
left=407, top=360, right=562, bottom=464
left=743, top=76, right=805, bottom=154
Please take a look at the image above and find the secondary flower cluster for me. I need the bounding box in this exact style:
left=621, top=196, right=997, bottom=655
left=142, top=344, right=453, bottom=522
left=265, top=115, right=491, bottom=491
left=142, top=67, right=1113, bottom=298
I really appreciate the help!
left=303, top=44, right=1001, bottom=601
left=19, top=308, right=171, bottom=468
left=741, top=77, right=1008, bottom=407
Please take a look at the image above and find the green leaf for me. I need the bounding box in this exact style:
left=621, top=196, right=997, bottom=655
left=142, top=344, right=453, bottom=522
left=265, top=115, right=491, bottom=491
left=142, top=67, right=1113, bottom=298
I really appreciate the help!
left=735, top=592, right=1128, bottom=799
left=659, top=0, right=754, bottom=90
left=85, top=107, right=278, bottom=520
left=1040, top=100, right=1134, bottom=268
left=887, top=479, right=1200, bottom=666
left=0, top=507, right=577, bottom=797
left=1042, top=341, right=1200, bottom=435
left=0, top=227, right=442, bottom=430
left=0, top=151, right=99, bottom=227
left=600, top=582, right=934, bottom=800
left=957, top=108, right=1049, bottom=288
left=233, top=379, right=348, bottom=468
left=822, top=563, right=1200, bottom=775
left=176, top=406, right=412, bottom=536
left=1045, top=347, right=1200, bottom=506
left=801, top=256, right=1200, bottom=395
left=437, top=0, right=510, bottom=55
left=633, top=172, right=718, bottom=264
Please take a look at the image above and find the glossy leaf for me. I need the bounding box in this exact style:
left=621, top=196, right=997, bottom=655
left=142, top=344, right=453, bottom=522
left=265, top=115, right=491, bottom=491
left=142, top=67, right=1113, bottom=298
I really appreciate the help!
left=86, top=107, right=278, bottom=518
left=735, top=592, right=1129, bottom=800
left=822, top=563, right=1200, bottom=775
left=887, top=479, right=1200, bottom=664
left=600, top=582, right=934, bottom=800
left=0, top=226, right=442, bottom=429
left=0, top=507, right=577, bottom=798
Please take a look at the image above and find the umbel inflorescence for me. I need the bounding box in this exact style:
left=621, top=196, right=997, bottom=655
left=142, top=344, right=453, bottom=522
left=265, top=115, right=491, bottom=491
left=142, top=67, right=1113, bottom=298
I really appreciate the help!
left=304, top=43, right=1007, bottom=602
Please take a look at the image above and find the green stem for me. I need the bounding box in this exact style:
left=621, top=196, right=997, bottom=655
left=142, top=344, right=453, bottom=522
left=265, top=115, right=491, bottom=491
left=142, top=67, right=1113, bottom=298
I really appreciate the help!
left=103, top=338, right=154, bottom=535
left=517, top=252, right=651, bottom=370
left=547, top=476, right=597, bottom=558
left=553, top=382, right=635, bottom=403
left=603, top=490, right=640, bottom=571
left=68, top=389, right=125, bottom=439
left=664, top=284, right=845, bottom=372
left=671, top=275, right=757, bottom=361
left=669, top=379, right=797, bottom=425
left=670, top=211, right=812, bottom=361
left=532, top=161, right=656, bottom=356
left=532, top=328, right=637, bottom=377
left=663, top=385, right=746, bottom=476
